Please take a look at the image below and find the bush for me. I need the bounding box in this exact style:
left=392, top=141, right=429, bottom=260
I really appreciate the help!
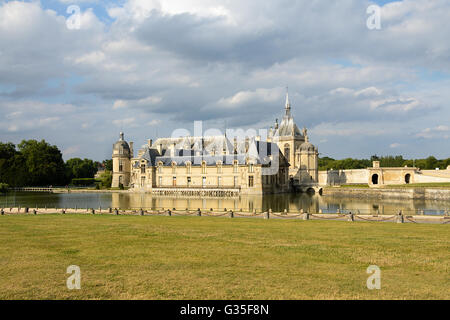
left=0, top=183, right=8, bottom=193
left=71, top=178, right=99, bottom=187
left=98, top=171, right=112, bottom=189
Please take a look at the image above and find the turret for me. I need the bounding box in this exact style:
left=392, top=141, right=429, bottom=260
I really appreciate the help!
left=112, top=132, right=132, bottom=188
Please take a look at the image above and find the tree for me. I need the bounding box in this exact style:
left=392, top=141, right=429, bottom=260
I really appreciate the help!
left=103, top=159, right=113, bottom=171
left=0, top=142, right=17, bottom=185
left=65, top=158, right=98, bottom=180
left=98, top=170, right=112, bottom=189
left=17, top=140, right=67, bottom=186
left=425, top=156, right=438, bottom=170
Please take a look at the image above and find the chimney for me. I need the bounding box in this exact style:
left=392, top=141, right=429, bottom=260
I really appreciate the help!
left=129, top=142, right=134, bottom=158
left=148, top=139, right=153, bottom=148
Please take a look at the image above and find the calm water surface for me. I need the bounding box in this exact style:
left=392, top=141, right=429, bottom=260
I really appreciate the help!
left=1, top=191, right=449, bottom=216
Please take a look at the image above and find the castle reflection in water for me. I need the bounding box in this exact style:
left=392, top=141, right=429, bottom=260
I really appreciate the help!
left=111, top=193, right=449, bottom=215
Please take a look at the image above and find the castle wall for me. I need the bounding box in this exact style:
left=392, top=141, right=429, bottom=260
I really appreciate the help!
left=318, top=169, right=368, bottom=186
left=129, top=161, right=290, bottom=195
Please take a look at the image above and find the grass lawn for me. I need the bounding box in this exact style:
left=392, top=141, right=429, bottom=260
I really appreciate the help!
left=0, top=214, right=448, bottom=300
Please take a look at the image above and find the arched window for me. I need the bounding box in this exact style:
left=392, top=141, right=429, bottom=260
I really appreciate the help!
left=405, top=174, right=411, bottom=184
left=119, top=160, right=123, bottom=172
left=372, top=174, right=379, bottom=185
left=233, top=160, right=239, bottom=173
left=284, top=144, right=290, bottom=162
left=157, top=162, right=163, bottom=173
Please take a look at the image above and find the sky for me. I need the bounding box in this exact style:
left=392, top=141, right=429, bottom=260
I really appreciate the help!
left=0, top=0, right=449, bottom=161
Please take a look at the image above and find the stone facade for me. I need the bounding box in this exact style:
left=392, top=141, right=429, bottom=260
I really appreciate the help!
left=318, top=161, right=450, bottom=187
left=112, top=93, right=319, bottom=194
left=268, top=92, right=319, bottom=186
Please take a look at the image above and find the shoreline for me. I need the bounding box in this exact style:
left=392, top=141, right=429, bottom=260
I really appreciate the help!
left=322, top=187, right=450, bottom=200
left=1, top=207, right=449, bottom=224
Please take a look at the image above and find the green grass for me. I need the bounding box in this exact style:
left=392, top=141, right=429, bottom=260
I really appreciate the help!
left=0, top=215, right=448, bottom=300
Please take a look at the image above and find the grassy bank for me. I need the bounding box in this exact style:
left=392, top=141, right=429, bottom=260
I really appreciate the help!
left=0, top=215, right=448, bottom=300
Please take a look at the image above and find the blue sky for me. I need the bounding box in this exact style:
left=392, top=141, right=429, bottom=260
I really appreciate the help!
left=0, top=0, right=449, bottom=161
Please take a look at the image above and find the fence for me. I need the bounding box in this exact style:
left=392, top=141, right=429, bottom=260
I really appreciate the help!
left=1, top=206, right=449, bottom=224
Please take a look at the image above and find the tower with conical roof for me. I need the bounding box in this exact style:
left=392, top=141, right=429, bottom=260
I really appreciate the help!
left=273, top=89, right=318, bottom=186
left=112, top=132, right=133, bottom=188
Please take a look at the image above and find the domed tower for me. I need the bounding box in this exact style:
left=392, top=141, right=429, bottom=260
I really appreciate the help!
left=273, top=90, right=306, bottom=182
left=299, top=132, right=319, bottom=183
left=112, top=132, right=132, bottom=188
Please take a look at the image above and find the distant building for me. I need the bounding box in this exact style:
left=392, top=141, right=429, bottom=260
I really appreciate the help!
left=319, top=161, right=450, bottom=187
left=112, top=93, right=320, bottom=194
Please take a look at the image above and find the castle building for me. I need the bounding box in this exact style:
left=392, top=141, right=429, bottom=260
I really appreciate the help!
left=269, top=92, right=319, bottom=186
left=112, top=93, right=319, bottom=194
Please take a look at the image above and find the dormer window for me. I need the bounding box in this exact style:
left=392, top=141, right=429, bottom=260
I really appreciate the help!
left=186, top=161, right=192, bottom=174
left=202, top=161, right=207, bottom=174
left=172, top=162, right=177, bottom=174
left=157, top=161, right=163, bottom=173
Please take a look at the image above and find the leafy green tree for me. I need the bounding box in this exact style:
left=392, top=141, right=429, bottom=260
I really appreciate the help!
left=425, top=156, right=439, bottom=170
left=0, top=183, right=8, bottom=193
left=0, top=142, right=17, bottom=185
left=17, top=140, right=67, bottom=186
left=103, top=159, right=113, bottom=171
left=65, top=158, right=98, bottom=180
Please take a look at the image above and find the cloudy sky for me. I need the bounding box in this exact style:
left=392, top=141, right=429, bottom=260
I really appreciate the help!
left=0, top=0, right=449, bottom=161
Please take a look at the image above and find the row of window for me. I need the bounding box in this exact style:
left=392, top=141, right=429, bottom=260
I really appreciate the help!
left=141, top=176, right=255, bottom=188
left=136, top=162, right=255, bottom=174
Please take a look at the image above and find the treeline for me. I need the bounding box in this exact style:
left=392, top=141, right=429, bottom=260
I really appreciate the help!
left=319, top=155, right=450, bottom=171
left=0, top=140, right=112, bottom=188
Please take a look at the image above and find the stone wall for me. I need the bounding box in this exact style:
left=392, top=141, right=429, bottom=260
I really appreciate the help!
left=322, top=187, right=450, bottom=200
left=318, top=169, right=368, bottom=186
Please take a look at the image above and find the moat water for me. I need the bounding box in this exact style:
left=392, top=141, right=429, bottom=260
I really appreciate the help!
left=1, top=191, right=449, bottom=216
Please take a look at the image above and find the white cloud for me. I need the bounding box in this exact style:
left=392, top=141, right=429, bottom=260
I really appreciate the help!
left=390, top=143, right=402, bottom=149
left=0, top=0, right=449, bottom=159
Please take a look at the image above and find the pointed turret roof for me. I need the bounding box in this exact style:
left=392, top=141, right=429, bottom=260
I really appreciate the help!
left=274, top=89, right=303, bottom=138
left=285, top=88, right=291, bottom=118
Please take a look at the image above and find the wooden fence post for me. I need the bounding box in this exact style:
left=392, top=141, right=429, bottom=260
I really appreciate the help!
left=348, top=212, right=354, bottom=222
left=397, top=210, right=404, bottom=224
